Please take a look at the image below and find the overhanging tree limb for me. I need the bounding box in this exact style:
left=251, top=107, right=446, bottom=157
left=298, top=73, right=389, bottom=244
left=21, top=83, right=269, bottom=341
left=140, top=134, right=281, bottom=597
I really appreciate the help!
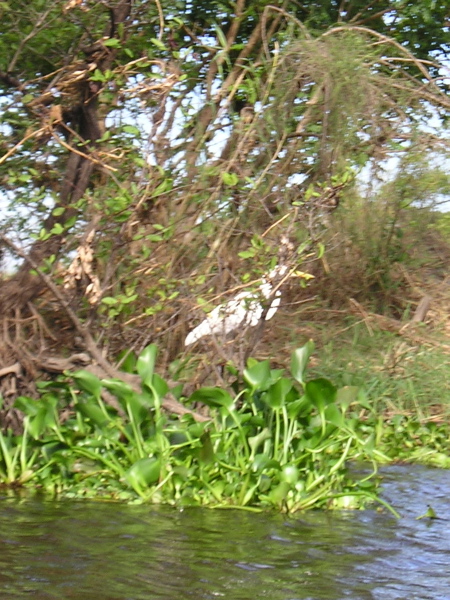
left=0, top=0, right=133, bottom=310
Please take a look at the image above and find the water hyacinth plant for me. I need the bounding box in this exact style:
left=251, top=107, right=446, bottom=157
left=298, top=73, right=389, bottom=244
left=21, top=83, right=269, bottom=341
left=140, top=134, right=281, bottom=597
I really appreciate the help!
left=0, top=342, right=401, bottom=512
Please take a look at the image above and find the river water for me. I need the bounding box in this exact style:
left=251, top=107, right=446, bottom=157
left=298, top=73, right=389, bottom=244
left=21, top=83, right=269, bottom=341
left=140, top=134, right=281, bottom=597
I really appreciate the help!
left=1, top=464, right=450, bottom=600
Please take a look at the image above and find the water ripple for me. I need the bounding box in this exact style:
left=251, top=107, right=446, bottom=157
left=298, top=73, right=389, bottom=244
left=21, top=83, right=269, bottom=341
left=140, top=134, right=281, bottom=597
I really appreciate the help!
left=1, top=464, right=450, bottom=599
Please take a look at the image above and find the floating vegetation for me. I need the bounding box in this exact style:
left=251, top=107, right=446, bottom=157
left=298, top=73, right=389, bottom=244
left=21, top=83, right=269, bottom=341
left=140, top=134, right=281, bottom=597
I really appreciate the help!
left=1, top=342, right=448, bottom=513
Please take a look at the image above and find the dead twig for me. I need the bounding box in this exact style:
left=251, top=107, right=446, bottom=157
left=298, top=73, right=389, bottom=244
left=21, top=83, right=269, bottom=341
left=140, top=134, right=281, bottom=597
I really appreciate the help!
left=0, top=234, right=209, bottom=422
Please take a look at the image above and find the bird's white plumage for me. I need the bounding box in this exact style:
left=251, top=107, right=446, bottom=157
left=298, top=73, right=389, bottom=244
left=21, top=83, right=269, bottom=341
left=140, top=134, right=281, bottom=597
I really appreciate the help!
left=185, top=264, right=287, bottom=346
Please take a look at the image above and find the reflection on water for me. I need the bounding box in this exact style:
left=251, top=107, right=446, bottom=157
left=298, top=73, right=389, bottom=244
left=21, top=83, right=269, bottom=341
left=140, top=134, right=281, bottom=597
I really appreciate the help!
left=1, top=464, right=450, bottom=600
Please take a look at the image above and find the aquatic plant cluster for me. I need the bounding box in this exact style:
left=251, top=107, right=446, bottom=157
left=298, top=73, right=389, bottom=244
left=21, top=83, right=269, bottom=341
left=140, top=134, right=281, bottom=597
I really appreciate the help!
left=0, top=342, right=447, bottom=512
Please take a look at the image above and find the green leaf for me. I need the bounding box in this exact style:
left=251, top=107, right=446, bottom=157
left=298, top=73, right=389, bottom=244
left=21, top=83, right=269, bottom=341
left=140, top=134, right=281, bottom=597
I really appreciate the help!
left=52, top=206, right=66, bottom=217
left=248, top=428, right=271, bottom=456
left=252, top=454, right=280, bottom=473
left=72, top=370, right=102, bottom=399
left=286, top=395, right=312, bottom=419
left=50, top=223, right=64, bottom=235
left=118, top=293, right=138, bottom=305
left=14, top=396, right=39, bottom=416
left=151, top=38, right=167, bottom=51
left=336, top=386, right=360, bottom=411
left=221, top=171, right=239, bottom=186
left=244, top=360, right=271, bottom=390
left=416, top=504, right=438, bottom=520
left=89, top=69, right=106, bottom=82
left=264, top=377, right=292, bottom=408
left=280, top=464, right=299, bottom=485
left=129, top=393, right=154, bottom=424
left=187, top=421, right=210, bottom=439
left=126, top=457, right=161, bottom=489
left=137, top=344, right=158, bottom=387
left=189, top=387, right=234, bottom=409
left=103, top=38, right=121, bottom=48
left=291, top=341, right=315, bottom=385
left=238, top=250, right=256, bottom=259
left=152, top=179, right=172, bottom=196
left=198, top=431, right=215, bottom=464
left=27, top=399, right=58, bottom=439
left=41, top=441, right=68, bottom=460
left=268, top=481, right=290, bottom=505
left=152, top=373, right=168, bottom=399
left=215, top=24, right=228, bottom=49
left=122, top=125, right=140, bottom=136
left=75, top=400, right=110, bottom=428
left=102, top=378, right=134, bottom=401
left=305, top=378, right=337, bottom=411
left=103, top=384, right=152, bottom=425
left=116, top=350, right=137, bottom=374
left=324, top=403, right=344, bottom=427
left=101, top=296, right=118, bottom=305
left=97, top=131, right=111, bottom=143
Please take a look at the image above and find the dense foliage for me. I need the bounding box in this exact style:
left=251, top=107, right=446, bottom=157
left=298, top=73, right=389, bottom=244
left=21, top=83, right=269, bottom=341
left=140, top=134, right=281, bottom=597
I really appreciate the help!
left=2, top=342, right=450, bottom=512
left=1, top=1, right=450, bottom=508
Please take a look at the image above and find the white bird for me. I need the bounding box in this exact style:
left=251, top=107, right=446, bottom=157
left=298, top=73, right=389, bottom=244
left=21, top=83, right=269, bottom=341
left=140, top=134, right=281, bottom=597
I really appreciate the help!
left=185, top=264, right=288, bottom=346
